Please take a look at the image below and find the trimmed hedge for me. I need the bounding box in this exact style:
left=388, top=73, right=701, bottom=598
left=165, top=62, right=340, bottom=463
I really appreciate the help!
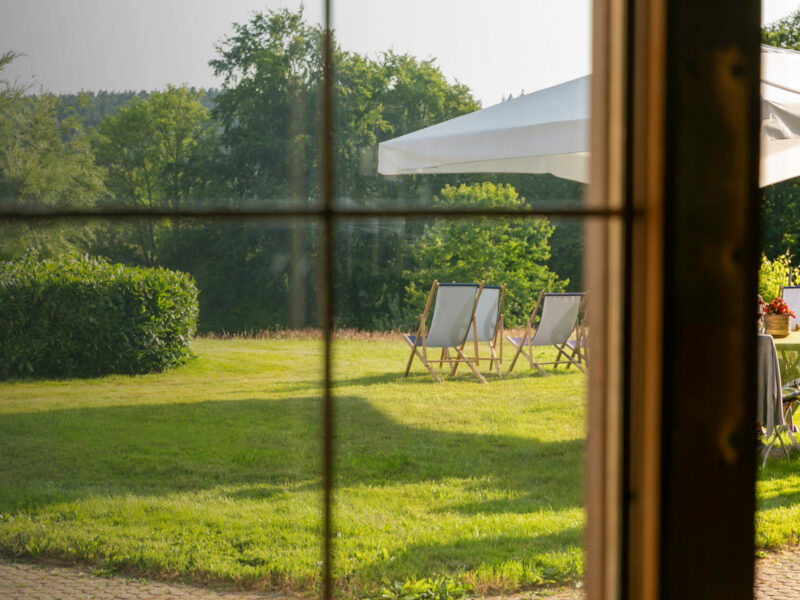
left=0, top=255, right=198, bottom=379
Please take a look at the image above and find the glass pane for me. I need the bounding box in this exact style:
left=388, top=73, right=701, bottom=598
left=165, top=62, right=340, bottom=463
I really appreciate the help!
left=332, top=216, right=587, bottom=596
left=332, top=0, right=591, bottom=210
left=0, top=1, right=324, bottom=212
left=0, top=218, right=323, bottom=594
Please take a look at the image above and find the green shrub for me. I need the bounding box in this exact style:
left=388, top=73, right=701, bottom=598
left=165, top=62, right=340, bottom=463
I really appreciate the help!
left=759, top=251, right=800, bottom=303
left=0, top=255, right=198, bottom=379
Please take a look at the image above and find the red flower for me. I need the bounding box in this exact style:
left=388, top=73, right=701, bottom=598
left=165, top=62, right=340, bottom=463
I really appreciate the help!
left=765, top=297, right=796, bottom=318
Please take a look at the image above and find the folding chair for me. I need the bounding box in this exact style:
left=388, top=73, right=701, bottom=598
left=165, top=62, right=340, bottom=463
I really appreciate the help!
left=781, top=286, right=800, bottom=331
left=565, top=309, right=589, bottom=369
left=506, top=291, right=586, bottom=375
left=456, top=284, right=506, bottom=378
left=403, top=281, right=487, bottom=383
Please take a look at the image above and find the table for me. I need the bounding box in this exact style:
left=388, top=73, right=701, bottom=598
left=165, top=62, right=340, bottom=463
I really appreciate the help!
left=773, top=331, right=800, bottom=383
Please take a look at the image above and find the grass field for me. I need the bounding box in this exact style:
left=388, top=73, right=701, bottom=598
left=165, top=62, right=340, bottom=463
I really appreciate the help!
left=0, top=337, right=796, bottom=596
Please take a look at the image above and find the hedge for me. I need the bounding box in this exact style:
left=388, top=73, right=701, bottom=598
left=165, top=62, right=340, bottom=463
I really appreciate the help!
left=0, top=255, right=198, bottom=379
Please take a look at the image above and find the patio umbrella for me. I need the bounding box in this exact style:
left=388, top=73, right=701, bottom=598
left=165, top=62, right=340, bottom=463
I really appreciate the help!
left=378, top=45, right=800, bottom=188
left=761, top=45, right=800, bottom=187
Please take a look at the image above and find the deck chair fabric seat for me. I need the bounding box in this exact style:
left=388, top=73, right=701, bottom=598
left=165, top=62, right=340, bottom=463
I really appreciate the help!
left=461, top=284, right=506, bottom=377
left=782, top=286, right=800, bottom=331
left=403, top=281, right=487, bottom=383
left=507, top=291, right=586, bottom=375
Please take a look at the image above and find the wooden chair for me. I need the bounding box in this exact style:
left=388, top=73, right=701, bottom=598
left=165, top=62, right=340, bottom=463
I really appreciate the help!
left=455, top=284, right=506, bottom=378
left=403, top=281, right=487, bottom=383
left=506, top=291, right=586, bottom=375
left=565, top=309, right=589, bottom=369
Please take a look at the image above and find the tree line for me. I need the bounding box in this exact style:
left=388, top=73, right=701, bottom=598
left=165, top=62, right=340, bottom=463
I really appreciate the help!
left=1, top=8, right=586, bottom=333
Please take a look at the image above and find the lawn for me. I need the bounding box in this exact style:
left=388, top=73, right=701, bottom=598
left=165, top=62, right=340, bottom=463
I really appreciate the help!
left=0, top=337, right=576, bottom=595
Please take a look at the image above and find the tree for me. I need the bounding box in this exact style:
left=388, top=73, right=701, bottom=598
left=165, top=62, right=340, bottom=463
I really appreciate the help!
left=0, top=51, right=104, bottom=260
left=403, top=183, right=567, bottom=328
left=208, top=7, right=481, bottom=331
left=763, top=9, right=800, bottom=48
left=92, top=85, right=213, bottom=265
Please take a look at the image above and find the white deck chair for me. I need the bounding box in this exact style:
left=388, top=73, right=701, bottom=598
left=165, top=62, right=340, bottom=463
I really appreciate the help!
left=403, top=281, right=487, bottom=383
left=781, top=286, right=800, bottom=331
left=458, top=284, right=506, bottom=377
left=506, top=291, right=586, bottom=374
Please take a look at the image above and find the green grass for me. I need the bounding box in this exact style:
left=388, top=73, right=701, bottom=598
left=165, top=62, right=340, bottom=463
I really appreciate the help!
left=757, top=456, right=800, bottom=547
left=0, top=338, right=587, bottom=595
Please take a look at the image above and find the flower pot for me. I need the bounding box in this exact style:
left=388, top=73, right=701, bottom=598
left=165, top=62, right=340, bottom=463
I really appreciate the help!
left=765, top=313, right=791, bottom=338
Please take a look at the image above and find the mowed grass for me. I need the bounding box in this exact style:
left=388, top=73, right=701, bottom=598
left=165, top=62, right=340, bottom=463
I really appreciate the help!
left=0, top=337, right=587, bottom=594
left=757, top=458, right=800, bottom=547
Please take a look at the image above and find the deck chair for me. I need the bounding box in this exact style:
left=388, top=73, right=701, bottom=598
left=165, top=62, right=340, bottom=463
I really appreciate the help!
left=506, top=291, right=586, bottom=375
left=781, top=286, right=800, bottom=331
left=455, top=284, right=506, bottom=378
left=403, top=281, right=487, bottom=383
left=565, top=310, right=589, bottom=369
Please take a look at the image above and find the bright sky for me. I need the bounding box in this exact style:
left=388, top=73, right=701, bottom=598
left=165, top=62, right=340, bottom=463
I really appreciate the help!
left=0, top=0, right=798, bottom=107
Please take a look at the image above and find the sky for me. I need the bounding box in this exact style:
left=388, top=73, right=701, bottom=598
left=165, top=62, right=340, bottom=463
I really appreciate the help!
left=0, top=0, right=798, bottom=107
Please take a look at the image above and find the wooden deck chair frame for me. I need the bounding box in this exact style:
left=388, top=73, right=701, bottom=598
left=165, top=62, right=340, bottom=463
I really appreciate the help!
left=453, top=284, right=507, bottom=378
left=403, top=280, right=487, bottom=383
left=565, top=309, right=589, bottom=369
left=507, top=291, right=587, bottom=375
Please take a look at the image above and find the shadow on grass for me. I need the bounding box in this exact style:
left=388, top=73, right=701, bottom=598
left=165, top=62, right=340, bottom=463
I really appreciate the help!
left=341, top=528, right=583, bottom=587
left=0, top=395, right=582, bottom=514
left=335, top=365, right=581, bottom=388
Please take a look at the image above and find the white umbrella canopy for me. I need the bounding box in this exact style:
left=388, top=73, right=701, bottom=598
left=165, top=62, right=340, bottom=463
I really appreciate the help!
left=761, top=45, right=800, bottom=187
left=378, top=75, right=590, bottom=183
left=378, top=45, right=800, bottom=188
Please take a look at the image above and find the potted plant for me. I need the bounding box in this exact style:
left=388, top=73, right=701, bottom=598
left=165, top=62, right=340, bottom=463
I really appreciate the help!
left=764, top=297, right=795, bottom=338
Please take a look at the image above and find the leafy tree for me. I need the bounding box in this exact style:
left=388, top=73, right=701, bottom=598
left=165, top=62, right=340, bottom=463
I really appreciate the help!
left=403, top=183, right=566, bottom=328
left=208, top=7, right=480, bottom=330
left=58, top=89, right=220, bottom=130
left=92, top=85, right=213, bottom=265
left=763, top=9, right=800, bottom=47
left=0, top=51, right=104, bottom=259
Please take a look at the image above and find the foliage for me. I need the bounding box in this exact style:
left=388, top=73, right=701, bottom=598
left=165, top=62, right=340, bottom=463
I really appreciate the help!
left=208, top=7, right=480, bottom=330
left=92, top=86, right=214, bottom=265
left=379, top=575, right=472, bottom=600
left=762, top=178, right=800, bottom=261
left=763, top=9, right=800, bottom=47
left=758, top=252, right=800, bottom=303
left=403, top=183, right=566, bottom=327
left=0, top=52, right=104, bottom=260
left=0, top=254, right=198, bottom=379
left=58, top=89, right=220, bottom=130
left=2, top=7, right=577, bottom=334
